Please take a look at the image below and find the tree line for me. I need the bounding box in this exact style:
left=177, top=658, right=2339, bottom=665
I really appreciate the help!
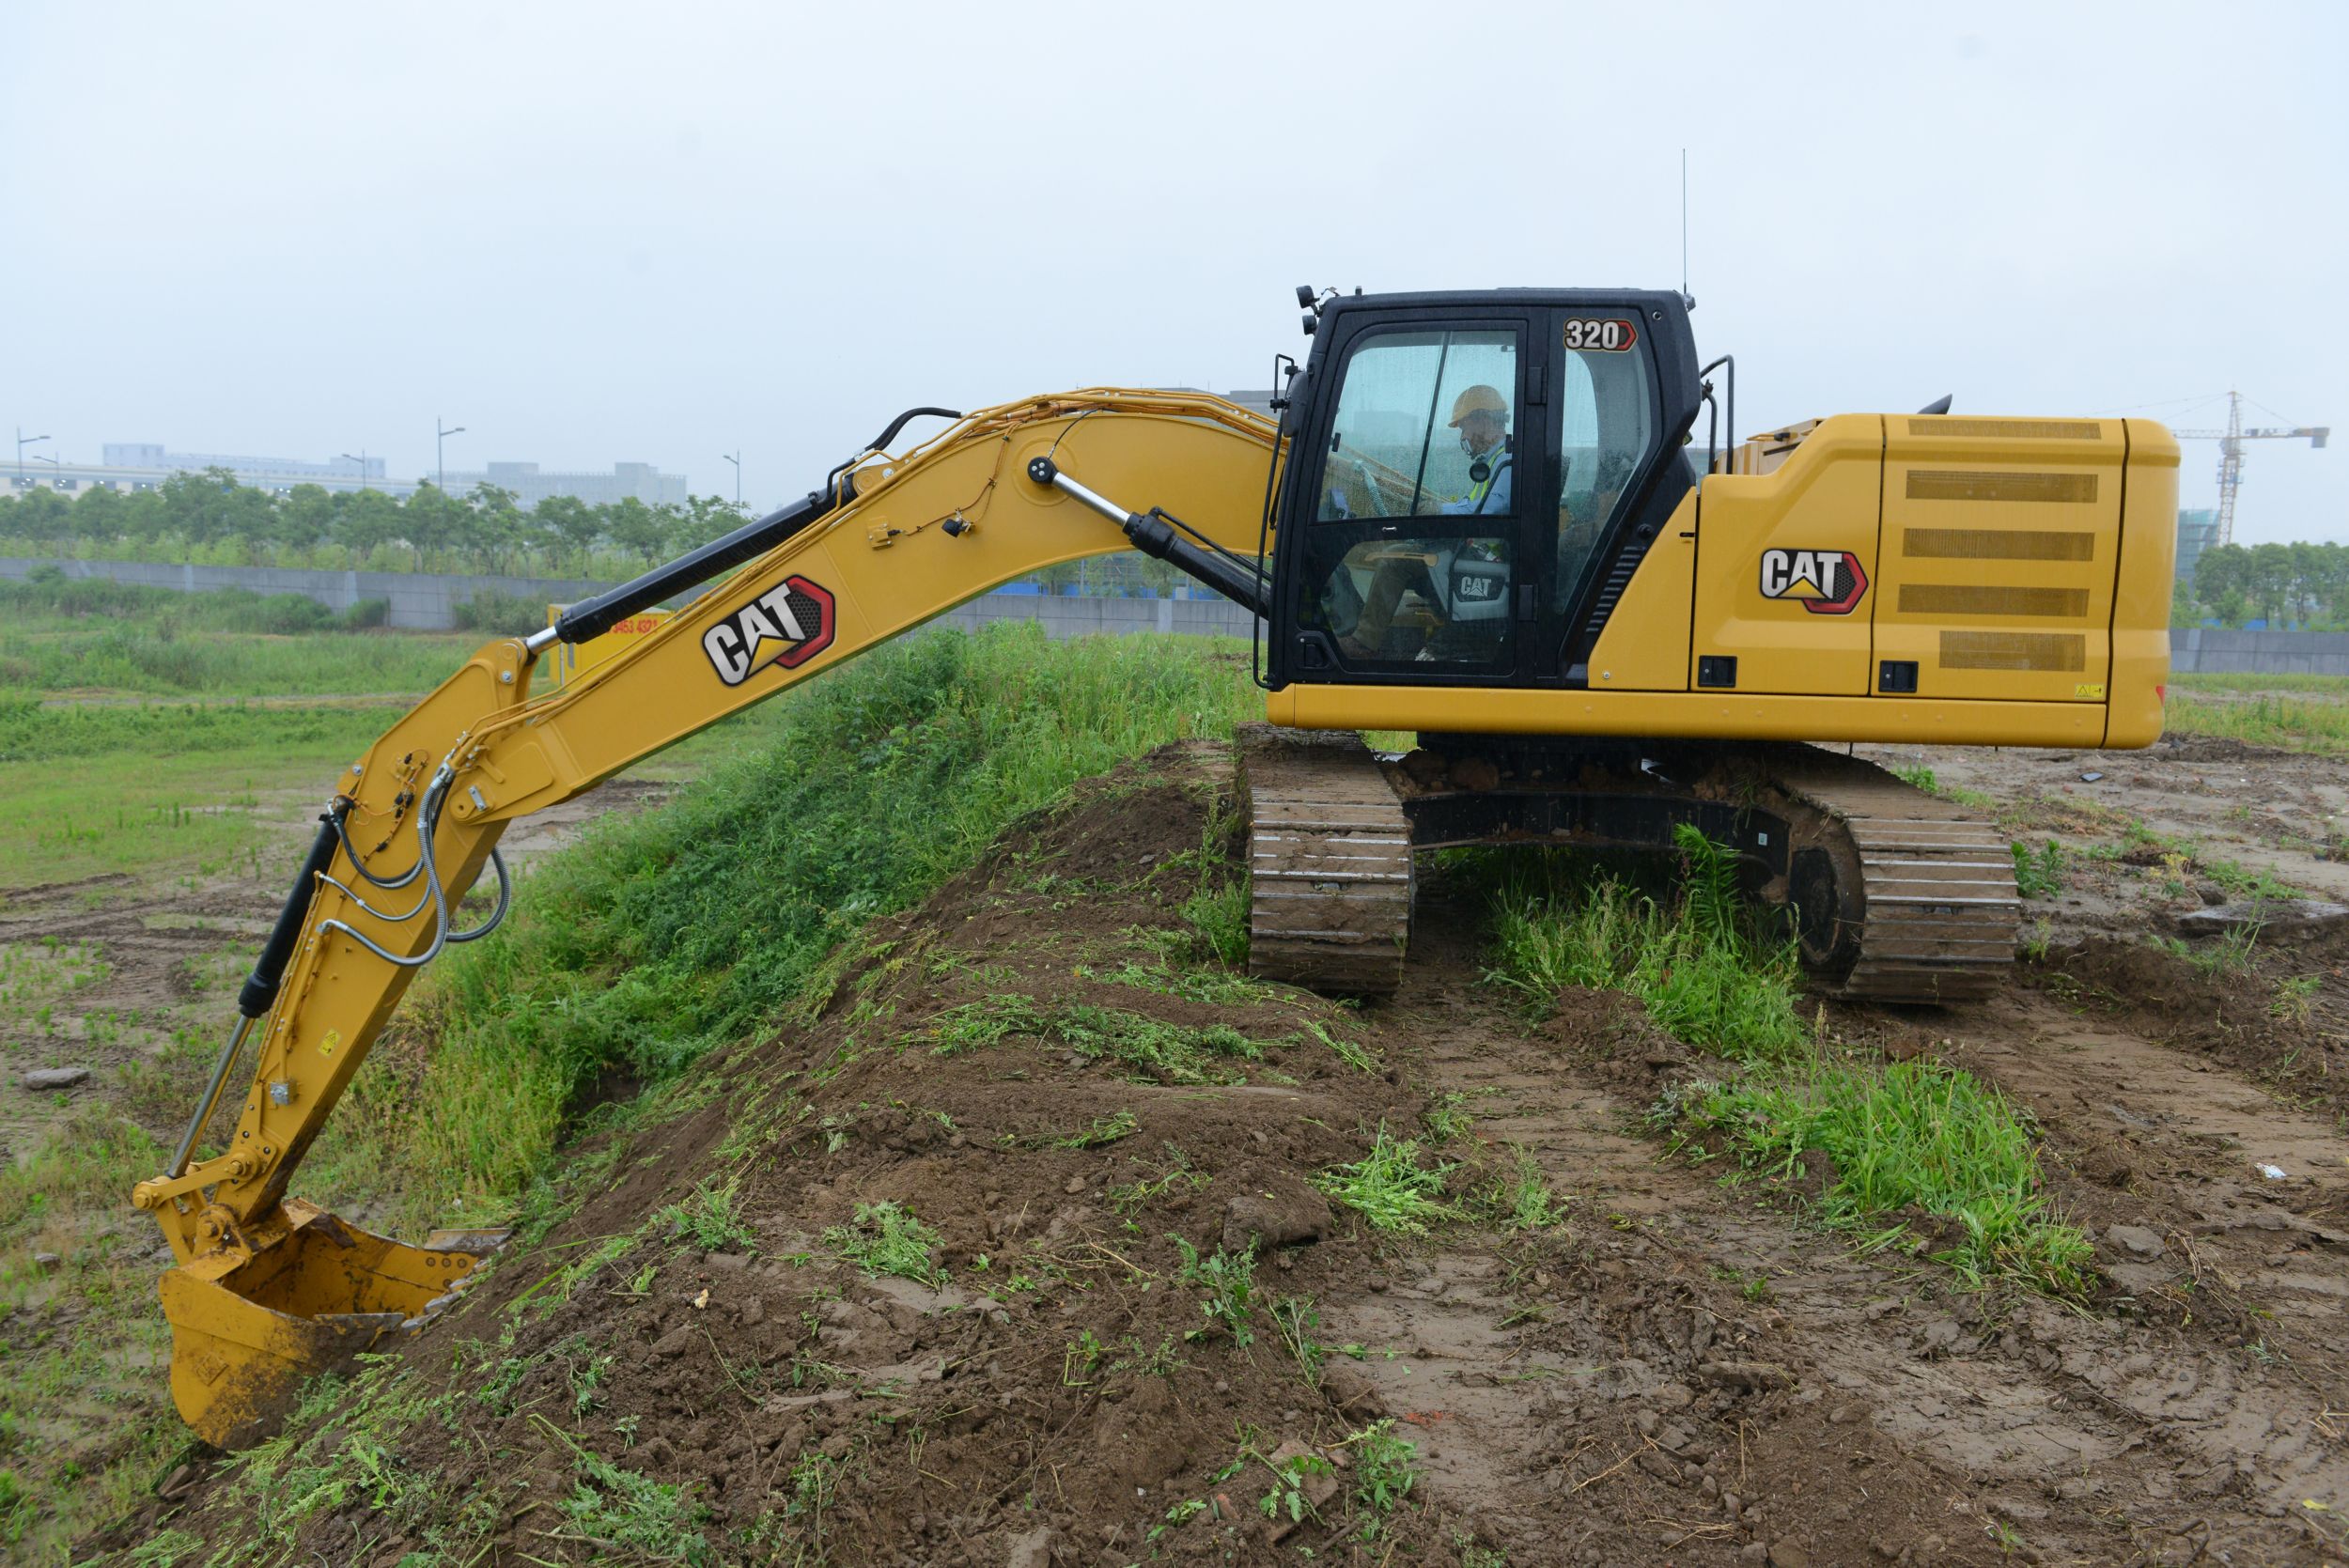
left=2176, top=541, right=2349, bottom=630
left=0, top=467, right=751, bottom=577
left=0, top=467, right=1198, bottom=595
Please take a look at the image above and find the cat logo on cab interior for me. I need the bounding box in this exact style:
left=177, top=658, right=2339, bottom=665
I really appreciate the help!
left=701, top=575, right=838, bottom=685
left=1758, top=549, right=1869, bottom=615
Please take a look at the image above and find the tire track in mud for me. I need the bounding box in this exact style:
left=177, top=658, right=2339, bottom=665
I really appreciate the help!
left=1328, top=915, right=2349, bottom=1567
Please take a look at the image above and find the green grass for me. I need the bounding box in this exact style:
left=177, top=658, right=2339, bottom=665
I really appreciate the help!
left=1313, top=1126, right=1459, bottom=1236
left=1482, top=829, right=2090, bottom=1296
left=926, top=995, right=1272, bottom=1084
left=2165, top=687, right=2349, bottom=756
left=0, top=579, right=478, bottom=698
left=2012, top=839, right=2067, bottom=900
left=1170, top=1235, right=1259, bottom=1346
left=823, top=1200, right=945, bottom=1286
left=654, top=1177, right=757, bottom=1252
left=1660, top=1060, right=2094, bottom=1296
left=2170, top=671, right=2349, bottom=695
left=310, top=624, right=1260, bottom=1236
left=1484, top=826, right=1809, bottom=1061
left=0, top=708, right=391, bottom=889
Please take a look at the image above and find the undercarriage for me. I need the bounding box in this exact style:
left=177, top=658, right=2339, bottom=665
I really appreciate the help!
left=1240, top=724, right=2019, bottom=1004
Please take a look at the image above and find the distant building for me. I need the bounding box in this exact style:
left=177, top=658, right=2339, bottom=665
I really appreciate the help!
left=101, top=443, right=382, bottom=485
left=2175, top=507, right=2220, bottom=583
left=8, top=445, right=690, bottom=507
left=446, top=460, right=688, bottom=509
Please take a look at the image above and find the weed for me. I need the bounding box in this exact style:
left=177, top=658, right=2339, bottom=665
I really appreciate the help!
left=1313, top=1125, right=1460, bottom=1236
left=824, top=1200, right=946, bottom=1286
left=2272, top=973, right=2321, bottom=1023
left=1481, top=1147, right=1560, bottom=1232
left=929, top=995, right=1268, bottom=1083
left=1083, top=959, right=1284, bottom=1008
left=535, top=1414, right=711, bottom=1565
left=2011, top=840, right=2066, bottom=899
left=1272, top=1295, right=1329, bottom=1384
left=1305, top=1017, right=1379, bottom=1076
left=654, top=1176, right=757, bottom=1253
left=1107, top=1145, right=1209, bottom=1216
left=1344, top=1418, right=1422, bottom=1537
left=1257, top=1447, right=1334, bottom=1526
left=1017, top=1110, right=1138, bottom=1150
left=1423, top=1091, right=1474, bottom=1142
left=1181, top=877, right=1251, bottom=968
left=1171, top=1235, right=1259, bottom=1346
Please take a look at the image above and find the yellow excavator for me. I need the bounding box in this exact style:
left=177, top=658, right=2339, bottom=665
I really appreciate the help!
left=132, top=287, right=2178, bottom=1445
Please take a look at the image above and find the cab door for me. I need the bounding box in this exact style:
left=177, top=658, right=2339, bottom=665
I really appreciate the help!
left=1281, top=315, right=1544, bottom=684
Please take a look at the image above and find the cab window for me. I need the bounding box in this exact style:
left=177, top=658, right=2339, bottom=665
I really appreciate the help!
left=1316, top=330, right=1518, bottom=521
left=1303, top=327, right=1520, bottom=672
left=1551, top=330, right=1656, bottom=611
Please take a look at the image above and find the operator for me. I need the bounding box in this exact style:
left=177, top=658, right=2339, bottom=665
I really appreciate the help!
left=1334, top=385, right=1516, bottom=660
left=1440, top=384, right=1513, bottom=514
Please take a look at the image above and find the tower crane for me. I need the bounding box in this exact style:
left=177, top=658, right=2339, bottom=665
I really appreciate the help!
left=2171, top=390, right=2328, bottom=545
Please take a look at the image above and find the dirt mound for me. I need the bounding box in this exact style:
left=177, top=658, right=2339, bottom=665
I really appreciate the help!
left=2027, top=934, right=2349, bottom=1116
left=99, top=744, right=1482, bottom=1565
left=91, top=741, right=2349, bottom=1568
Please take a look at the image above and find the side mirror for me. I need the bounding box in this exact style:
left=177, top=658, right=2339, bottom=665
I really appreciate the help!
left=1279, top=371, right=1313, bottom=439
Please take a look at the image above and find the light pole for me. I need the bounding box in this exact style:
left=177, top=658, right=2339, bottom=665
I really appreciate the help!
left=339, top=452, right=370, bottom=493
left=722, top=450, right=741, bottom=507
left=15, top=427, right=49, bottom=485
left=436, top=418, right=466, bottom=493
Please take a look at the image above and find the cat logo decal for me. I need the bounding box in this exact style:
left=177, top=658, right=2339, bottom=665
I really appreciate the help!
left=701, top=575, right=838, bottom=686
left=1758, top=549, right=1868, bottom=615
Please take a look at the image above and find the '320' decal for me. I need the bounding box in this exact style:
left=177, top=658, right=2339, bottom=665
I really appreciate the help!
left=701, top=576, right=838, bottom=685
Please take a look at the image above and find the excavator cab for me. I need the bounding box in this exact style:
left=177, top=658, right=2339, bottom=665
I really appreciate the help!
left=1270, top=290, right=1700, bottom=691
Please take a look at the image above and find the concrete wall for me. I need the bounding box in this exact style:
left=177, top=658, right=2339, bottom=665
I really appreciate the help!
left=2170, top=628, right=2349, bottom=677
left=0, top=556, right=617, bottom=629
left=21, top=556, right=2345, bottom=672
left=0, top=556, right=1264, bottom=641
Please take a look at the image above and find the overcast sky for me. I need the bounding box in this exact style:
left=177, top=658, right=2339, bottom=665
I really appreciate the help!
left=5, top=3, right=2342, bottom=543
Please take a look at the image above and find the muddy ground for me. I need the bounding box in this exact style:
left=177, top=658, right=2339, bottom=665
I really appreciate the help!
left=74, top=731, right=2349, bottom=1567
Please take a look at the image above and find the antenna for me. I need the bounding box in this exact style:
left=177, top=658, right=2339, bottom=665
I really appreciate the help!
left=1679, top=149, right=1693, bottom=310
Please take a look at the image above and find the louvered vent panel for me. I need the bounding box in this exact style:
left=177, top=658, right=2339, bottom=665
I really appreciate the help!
left=1906, top=471, right=2098, bottom=504
left=1903, top=528, right=2095, bottom=561
left=1939, top=630, right=2086, bottom=672
left=1897, top=584, right=2091, bottom=618
left=1905, top=419, right=2104, bottom=440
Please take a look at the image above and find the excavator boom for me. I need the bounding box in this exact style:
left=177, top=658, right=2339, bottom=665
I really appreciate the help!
left=134, top=391, right=1284, bottom=1445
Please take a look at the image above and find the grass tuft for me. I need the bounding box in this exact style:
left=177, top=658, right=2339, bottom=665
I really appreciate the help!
left=1314, top=1126, right=1459, bottom=1236
left=1661, top=1059, right=2094, bottom=1296
left=654, top=1176, right=756, bottom=1253
left=823, top=1200, right=946, bottom=1286
left=1485, top=825, right=1808, bottom=1062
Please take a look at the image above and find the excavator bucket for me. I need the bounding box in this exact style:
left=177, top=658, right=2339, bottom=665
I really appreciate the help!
left=159, top=1200, right=505, bottom=1449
